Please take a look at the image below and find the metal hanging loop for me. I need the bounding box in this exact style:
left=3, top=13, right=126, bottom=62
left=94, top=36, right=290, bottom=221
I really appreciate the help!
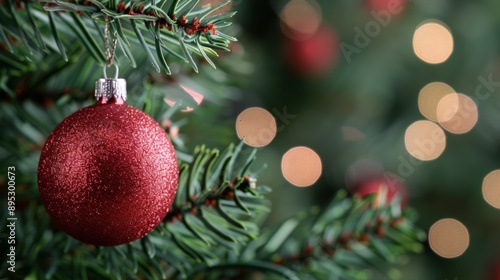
left=103, top=64, right=119, bottom=80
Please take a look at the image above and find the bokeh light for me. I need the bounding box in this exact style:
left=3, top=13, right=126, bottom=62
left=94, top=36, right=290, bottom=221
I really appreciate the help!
left=281, top=146, right=322, bottom=187
left=482, top=170, right=500, bottom=209
left=429, top=218, right=469, bottom=258
left=180, top=85, right=204, bottom=112
left=236, top=107, right=277, bottom=147
left=435, top=93, right=460, bottom=123
left=413, top=21, right=454, bottom=64
left=342, top=126, right=366, bottom=141
left=418, top=82, right=456, bottom=122
left=280, top=0, right=322, bottom=40
left=198, top=0, right=232, bottom=14
left=164, top=85, right=204, bottom=112
left=436, top=93, right=478, bottom=134
left=404, top=120, right=446, bottom=161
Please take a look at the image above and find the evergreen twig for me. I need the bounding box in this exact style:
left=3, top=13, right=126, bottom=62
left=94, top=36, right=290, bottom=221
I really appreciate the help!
left=0, top=0, right=235, bottom=73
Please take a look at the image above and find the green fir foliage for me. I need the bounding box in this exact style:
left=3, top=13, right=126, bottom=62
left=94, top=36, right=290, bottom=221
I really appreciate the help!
left=0, top=1, right=425, bottom=279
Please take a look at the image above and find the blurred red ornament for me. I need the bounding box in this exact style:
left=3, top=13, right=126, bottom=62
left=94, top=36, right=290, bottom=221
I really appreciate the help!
left=353, top=173, right=408, bottom=207
left=365, top=0, right=406, bottom=14
left=38, top=95, right=178, bottom=246
left=284, top=25, right=339, bottom=76
left=488, top=259, right=500, bottom=280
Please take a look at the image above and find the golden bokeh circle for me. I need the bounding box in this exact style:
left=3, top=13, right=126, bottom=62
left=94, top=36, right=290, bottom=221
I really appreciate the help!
left=236, top=107, right=277, bottom=148
left=437, top=93, right=478, bottom=134
left=418, top=82, right=456, bottom=122
left=404, top=120, right=446, bottom=161
left=482, top=170, right=500, bottom=209
left=280, top=0, right=322, bottom=39
left=413, top=21, right=454, bottom=64
left=281, top=146, right=322, bottom=187
left=429, top=219, right=469, bottom=258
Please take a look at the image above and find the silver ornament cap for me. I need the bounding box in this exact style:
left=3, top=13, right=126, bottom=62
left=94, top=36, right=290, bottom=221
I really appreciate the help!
left=95, top=65, right=127, bottom=102
left=95, top=78, right=127, bottom=101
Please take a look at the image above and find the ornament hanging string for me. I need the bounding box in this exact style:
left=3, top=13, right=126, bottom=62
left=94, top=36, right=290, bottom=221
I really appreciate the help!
left=97, top=16, right=125, bottom=103
left=104, top=16, right=118, bottom=68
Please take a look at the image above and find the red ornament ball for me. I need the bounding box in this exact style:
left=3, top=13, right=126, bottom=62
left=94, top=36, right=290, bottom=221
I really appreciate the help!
left=284, top=24, right=339, bottom=76
left=38, top=99, right=178, bottom=246
left=353, top=173, right=408, bottom=207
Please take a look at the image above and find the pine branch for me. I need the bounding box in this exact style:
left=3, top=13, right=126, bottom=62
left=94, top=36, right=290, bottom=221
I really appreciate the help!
left=154, top=142, right=272, bottom=277
left=237, top=191, right=426, bottom=280
left=0, top=0, right=236, bottom=74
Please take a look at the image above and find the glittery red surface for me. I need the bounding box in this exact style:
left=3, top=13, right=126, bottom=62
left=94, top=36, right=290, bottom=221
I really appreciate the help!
left=38, top=101, right=178, bottom=246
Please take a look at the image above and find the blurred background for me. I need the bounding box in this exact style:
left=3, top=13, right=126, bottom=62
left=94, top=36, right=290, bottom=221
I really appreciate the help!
left=3, top=0, right=500, bottom=279
left=231, top=0, right=500, bottom=279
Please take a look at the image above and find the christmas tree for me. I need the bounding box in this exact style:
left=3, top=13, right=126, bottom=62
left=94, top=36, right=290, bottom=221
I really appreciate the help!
left=1, top=0, right=498, bottom=279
